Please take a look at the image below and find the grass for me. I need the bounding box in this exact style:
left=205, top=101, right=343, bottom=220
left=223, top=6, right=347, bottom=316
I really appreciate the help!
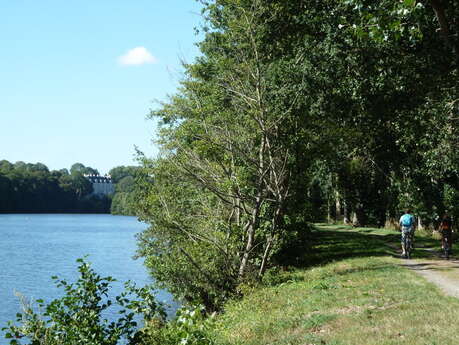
left=211, top=224, right=459, bottom=345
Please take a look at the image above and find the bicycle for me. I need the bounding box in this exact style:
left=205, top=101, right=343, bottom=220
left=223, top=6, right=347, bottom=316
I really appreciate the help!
left=441, top=230, right=451, bottom=260
left=402, top=229, right=413, bottom=259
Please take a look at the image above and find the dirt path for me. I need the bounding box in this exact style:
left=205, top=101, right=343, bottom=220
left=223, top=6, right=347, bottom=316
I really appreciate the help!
left=401, top=258, right=459, bottom=298
left=320, top=224, right=459, bottom=299
left=393, top=244, right=459, bottom=298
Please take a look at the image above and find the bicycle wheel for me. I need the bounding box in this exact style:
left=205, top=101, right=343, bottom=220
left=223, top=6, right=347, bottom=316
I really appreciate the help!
left=404, top=234, right=411, bottom=259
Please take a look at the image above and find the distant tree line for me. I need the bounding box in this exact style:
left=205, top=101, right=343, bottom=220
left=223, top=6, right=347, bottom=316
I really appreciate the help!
left=0, top=160, right=140, bottom=214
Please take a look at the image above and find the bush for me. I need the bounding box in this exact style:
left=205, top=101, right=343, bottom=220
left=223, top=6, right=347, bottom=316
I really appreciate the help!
left=2, top=258, right=165, bottom=345
left=133, top=306, right=216, bottom=345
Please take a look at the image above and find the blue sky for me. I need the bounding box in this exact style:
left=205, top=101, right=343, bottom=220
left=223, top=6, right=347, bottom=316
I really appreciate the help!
left=0, top=1, right=204, bottom=174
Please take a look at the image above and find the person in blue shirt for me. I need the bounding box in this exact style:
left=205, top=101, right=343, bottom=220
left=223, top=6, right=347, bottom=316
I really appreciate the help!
left=399, top=209, right=416, bottom=258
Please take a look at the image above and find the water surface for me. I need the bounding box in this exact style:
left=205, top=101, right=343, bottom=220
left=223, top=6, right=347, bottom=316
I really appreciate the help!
left=0, top=214, right=173, bottom=343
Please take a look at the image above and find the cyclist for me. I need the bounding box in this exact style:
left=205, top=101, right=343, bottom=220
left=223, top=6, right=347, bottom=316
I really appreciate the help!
left=399, top=209, right=416, bottom=258
left=438, top=212, right=453, bottom=255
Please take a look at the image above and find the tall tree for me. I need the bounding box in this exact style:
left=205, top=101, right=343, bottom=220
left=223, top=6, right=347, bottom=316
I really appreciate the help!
left=136, top=0, right=322, bottom=310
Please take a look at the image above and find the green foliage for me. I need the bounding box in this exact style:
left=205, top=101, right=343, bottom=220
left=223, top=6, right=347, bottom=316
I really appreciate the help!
left=2, top=258, right=166, bottom=345
left=136, top=0, right=319, bottom=311
left=111, top=192, right=136, bottom=216
left=135, top=307, right=215, bottom=345
left=338, top=0, right=426, bottom=43
left=110, top=167, right=141, bottom=216
left=290, top=0, right=459, bottom=228
left=109, top=166, right=140, bottom=184
left=135, top=0, right=458, bottom=314
left=135, top=159, right=239, bottom=310
left=269, top=222, right=313, bottom=267
left=71, top=163, right=99, bottom=176
left=0, top=160, right=109, bottom=213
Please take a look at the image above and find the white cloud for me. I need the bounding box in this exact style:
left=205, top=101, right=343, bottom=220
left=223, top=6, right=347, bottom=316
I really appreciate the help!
left=118, top=47, right=157, bottom=66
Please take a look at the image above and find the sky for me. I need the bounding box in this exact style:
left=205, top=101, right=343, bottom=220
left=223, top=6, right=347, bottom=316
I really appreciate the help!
left=0, top=1, right=204, bottom=174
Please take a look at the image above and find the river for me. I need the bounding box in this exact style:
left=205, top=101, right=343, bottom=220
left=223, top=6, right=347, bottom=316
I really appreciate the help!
left=0, top=214, right=175, bottom=343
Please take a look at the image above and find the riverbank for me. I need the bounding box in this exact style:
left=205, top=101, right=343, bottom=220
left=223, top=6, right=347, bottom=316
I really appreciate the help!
left=208, top=225, right=459, bottom=344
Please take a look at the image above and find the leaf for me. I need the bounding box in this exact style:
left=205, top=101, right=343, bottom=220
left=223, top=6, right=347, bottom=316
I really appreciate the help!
left=404, top=0, right=416, bottom=7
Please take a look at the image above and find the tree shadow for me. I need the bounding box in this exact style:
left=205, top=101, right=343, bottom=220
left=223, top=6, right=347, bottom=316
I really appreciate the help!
left=332, top=264, right=396, bottom=276
left=290, top=228, right=401, bottom=269
left=301, top=226, right=445, bottom=263
left=399, top=261, right=459, bottom=271
left=278, top=225, right=458, bottom=277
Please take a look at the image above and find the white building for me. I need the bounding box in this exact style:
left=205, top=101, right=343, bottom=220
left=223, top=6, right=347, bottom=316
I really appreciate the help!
left=84, top=174, right=115, bottom=196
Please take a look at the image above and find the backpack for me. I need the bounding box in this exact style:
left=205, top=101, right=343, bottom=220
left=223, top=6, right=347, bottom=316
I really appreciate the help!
left=441, top=218, right=451, bottom=230
left=401, top=214, right=413, bottom=227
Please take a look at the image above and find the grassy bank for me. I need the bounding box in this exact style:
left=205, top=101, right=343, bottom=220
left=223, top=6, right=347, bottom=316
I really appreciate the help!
left=210, top=225, right=459, bottom=345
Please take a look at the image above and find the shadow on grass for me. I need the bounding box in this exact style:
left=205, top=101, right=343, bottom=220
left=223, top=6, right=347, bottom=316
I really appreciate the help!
left=292, top=225, right=452, bottom=268
left=266, top=225, right=457, bottom=287
left=275, top=224, right=459, bottom=279
left=400, top=262, right=459, bottom=270
left=411, top=235, right=457, bottom=260
left=332, top=264, right=396, bottom=276
left=294, top=227, right=401, bottom=269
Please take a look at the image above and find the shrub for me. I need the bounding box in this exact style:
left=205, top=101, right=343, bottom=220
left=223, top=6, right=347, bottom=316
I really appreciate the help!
left=133, top=306, right=216, bottom=345
left=2, top=258, right=165, bottom=345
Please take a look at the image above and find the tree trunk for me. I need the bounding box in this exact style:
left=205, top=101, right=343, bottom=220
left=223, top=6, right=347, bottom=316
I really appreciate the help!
left=239, top=220, right=256, bottom=279
left=335, top=190, right=342, bottom=222
left=258, top=235, right=274, bottom=277
left=429, top=0, right=450, bottom=42
left=377, top=206, right=386, bottom=228
left=343, top=198, right=351, bottom=224
left=351, top=212, right=357, bottom=225
left=355, top=206, right=366, bottom=226
left=239, top=194, right=262, bottom=278
left=384, top=216, right=398, bottom=230
left=327, top=197, right=331, bottom=224
left=236, top=198, right=240, bottom=226
left=417, top=216, right=424, bottom=230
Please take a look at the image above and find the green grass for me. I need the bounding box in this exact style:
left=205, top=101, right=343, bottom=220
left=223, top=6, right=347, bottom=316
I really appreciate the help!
left=211, top=224, right=459, bottom=345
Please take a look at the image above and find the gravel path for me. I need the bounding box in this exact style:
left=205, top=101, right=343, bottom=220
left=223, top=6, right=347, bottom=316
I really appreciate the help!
left=400, top=257, right=459, bottom=298
left=384, top=240, right=459, bottom=297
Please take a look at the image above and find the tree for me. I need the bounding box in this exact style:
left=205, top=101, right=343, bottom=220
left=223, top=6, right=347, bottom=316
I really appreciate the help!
left=70, top=163, right=99, bottom=176
left=111, top=176, right=136, bottom=215
left=109, top=166, right=140, bottom=184
left=332, top=0, right=458, bottom=226
left=70, top=173, right=93, bottom=200
left=136, top=0, right=318, bottom=311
